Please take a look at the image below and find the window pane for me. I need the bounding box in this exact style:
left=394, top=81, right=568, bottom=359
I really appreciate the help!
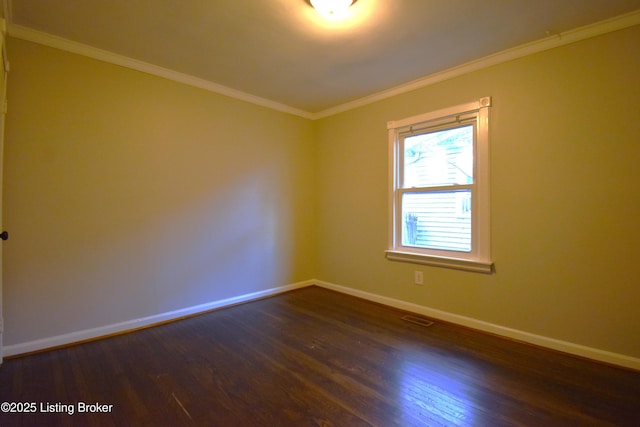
left=403, top=125, right=473, bottom=188
left=402, top=191, right=471, bottom=252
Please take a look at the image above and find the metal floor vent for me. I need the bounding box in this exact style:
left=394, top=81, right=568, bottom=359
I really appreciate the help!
left=401, top=315, right=434, bottom=328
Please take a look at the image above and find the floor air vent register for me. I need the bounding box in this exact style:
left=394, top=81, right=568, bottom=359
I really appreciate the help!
left=401, top=315, right=435, bottom=328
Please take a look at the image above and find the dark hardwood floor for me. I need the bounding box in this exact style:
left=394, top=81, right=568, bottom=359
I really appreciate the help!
left=1, top=285, right=639, bottom=426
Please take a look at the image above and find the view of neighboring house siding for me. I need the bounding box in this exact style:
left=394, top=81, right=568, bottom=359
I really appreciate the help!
left=402, top=125, right=472, bottom=252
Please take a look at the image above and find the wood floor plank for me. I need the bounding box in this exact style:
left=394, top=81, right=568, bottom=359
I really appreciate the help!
left=1, top=286, right=638, bottom=426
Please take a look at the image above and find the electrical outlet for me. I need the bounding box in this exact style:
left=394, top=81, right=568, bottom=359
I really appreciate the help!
left=414, top=271, right=423, bottom=285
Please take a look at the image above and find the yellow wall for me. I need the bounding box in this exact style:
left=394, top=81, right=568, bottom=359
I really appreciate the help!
left=4, top=25, right=640, bottom=360
left=315, top=25, right=640, bottom=358
left=3, top=38, right=316, bottom=345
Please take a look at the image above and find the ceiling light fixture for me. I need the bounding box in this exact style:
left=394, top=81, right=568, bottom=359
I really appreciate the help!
left=310, top=0, right=354, bottom=19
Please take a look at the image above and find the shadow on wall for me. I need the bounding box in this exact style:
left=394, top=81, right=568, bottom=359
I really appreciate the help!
left=3, top=167, right=295, bottom=344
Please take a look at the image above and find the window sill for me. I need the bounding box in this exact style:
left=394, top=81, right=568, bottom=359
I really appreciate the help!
left=385, top=250, right=494, bottom=274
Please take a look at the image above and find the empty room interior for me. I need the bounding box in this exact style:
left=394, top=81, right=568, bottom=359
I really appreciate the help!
left=1, top=0, right=639, bottom=425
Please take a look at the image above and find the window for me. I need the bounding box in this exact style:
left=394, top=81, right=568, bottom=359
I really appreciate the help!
left=386, top=97, right=493, bottom=273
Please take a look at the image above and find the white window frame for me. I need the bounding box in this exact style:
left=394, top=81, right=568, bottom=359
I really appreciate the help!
left=385, top=97, right=493, bottom=273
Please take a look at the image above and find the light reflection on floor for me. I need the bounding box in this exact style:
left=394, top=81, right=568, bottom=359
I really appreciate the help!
left=398, top=358, right=475, bottom=426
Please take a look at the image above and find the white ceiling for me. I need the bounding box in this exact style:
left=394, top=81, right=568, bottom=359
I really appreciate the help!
left=6, top=0, right=640, bottom=116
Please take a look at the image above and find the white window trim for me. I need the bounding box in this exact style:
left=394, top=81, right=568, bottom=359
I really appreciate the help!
left=385, top=97, right=493, bottom=274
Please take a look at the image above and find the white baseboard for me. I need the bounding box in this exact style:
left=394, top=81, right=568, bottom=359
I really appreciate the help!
left=5, top=278, right=639, bottom=371
left=3, top=280, right=312, bottom=357
left=311, top=279, right=640, bottom=372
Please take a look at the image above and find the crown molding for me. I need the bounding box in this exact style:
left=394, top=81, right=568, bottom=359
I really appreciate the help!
left=6, top=8, right=639, bottom=121
left=310, top=9, right=640, bottom=119
left=6, top=24, right=314, bottom=120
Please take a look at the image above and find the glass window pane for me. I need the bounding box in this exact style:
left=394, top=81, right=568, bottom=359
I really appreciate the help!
left=402, top=191, right=471, bottom=252
left=403, top=125, right=473, bottom=188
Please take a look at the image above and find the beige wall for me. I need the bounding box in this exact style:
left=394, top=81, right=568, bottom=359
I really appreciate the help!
left=3, top=38, right=316, bottom=345
left=315, top=25, right=640, bottom=358
left=4, top=25, right=639, bottom=361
